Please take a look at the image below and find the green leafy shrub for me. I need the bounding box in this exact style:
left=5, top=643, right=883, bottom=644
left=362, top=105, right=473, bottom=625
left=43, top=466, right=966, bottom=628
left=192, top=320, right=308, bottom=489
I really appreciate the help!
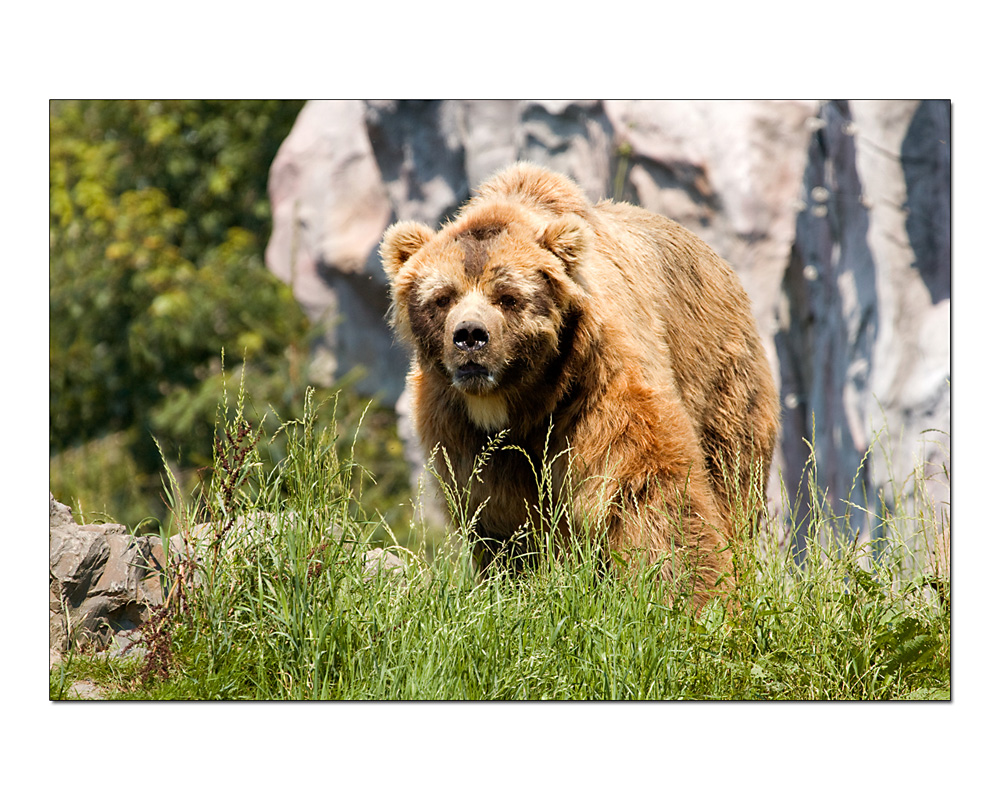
left=49, top=100, right=395, bottom=529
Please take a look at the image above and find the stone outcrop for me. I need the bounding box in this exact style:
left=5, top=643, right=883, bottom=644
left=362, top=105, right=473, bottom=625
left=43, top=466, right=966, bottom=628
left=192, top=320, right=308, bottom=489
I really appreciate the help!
left=776, top=100, right=950, bottom=550
left=49, top=494, right=166, bottom=656
left=265, top=100, right=407, bottom=396
left=49, top=497, right=411, bottom=665
left=265, top=100, right=951, bottom=545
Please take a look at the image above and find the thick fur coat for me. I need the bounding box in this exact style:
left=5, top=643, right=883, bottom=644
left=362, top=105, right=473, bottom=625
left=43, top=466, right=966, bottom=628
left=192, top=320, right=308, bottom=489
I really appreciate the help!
left=381, top=163, right=779, bottom=607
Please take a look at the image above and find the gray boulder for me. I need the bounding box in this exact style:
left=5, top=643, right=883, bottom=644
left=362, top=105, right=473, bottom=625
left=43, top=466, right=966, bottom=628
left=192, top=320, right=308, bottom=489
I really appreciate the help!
left=50, top=497, right=412, bottom=662
left=49, top=494, right=166, bottom=655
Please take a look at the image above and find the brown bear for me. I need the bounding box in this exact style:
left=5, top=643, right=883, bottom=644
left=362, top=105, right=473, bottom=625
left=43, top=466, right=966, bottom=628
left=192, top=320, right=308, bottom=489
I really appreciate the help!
left=380, top=163, right=779, bottom=608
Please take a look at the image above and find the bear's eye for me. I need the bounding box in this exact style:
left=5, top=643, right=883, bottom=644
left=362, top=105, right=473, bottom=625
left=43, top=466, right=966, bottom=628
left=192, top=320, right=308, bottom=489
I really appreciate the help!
left=433, top=293, right=453, bottom=310
left=497, top=294, right=519, bottom=310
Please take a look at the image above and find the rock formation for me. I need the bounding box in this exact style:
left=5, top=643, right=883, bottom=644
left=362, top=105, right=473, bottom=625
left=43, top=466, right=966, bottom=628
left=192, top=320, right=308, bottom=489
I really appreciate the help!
left=49, top=494, right=166, bottom=657
left=49, top=496, right=409, bottom=664
left=776, top=100, right=950, bottom=552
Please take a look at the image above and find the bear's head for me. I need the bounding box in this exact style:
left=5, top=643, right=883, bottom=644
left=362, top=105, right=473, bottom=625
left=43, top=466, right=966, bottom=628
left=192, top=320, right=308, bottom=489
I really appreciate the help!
left=381, top=200, right=591, bottom=431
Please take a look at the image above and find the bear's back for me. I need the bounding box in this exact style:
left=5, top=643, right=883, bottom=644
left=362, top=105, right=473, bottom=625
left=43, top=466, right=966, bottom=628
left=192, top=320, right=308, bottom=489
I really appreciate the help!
left=587, top=200, right=779, bottom=505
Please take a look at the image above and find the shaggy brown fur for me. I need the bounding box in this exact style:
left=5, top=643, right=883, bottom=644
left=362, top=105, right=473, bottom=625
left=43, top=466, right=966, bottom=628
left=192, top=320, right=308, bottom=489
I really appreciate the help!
left=381, top=163, right=779, bottom=608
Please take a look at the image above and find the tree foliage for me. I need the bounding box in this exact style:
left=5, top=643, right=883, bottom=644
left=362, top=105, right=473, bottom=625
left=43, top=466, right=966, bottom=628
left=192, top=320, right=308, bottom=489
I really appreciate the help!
left=50, top=100, right=311, bottom=524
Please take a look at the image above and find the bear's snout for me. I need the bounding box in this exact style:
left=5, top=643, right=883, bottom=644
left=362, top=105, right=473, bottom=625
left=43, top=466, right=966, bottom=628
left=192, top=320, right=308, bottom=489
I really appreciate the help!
left=453, top=319, right=490, bottom=353
left=444, top=299, right=505, bottom=394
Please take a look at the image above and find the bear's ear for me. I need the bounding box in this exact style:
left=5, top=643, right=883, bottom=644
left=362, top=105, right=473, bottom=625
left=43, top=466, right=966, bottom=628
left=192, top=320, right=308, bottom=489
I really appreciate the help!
left=380, top=221, right=435, bottom=279
left=538, top=218, right=588, bottom=276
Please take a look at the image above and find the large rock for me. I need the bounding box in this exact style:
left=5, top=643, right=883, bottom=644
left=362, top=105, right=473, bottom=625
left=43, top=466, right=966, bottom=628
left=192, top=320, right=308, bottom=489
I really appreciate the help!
left=265, top=100, right=407, bottom=397
left=776, top=100, right=950, bottom=551
left=519, top=100, right=616, bottom=201
left=266, top=100, right=950, bottom=540
left=49, top=494, right=166, bottom=654
left=50, top=498, right=412, bottom=662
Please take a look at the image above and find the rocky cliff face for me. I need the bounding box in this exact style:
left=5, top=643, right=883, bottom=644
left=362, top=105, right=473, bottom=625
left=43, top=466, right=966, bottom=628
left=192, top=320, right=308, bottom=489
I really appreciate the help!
left=265, top=100, right=950, bottom=546
left=776, top=101, right=950, bottom=551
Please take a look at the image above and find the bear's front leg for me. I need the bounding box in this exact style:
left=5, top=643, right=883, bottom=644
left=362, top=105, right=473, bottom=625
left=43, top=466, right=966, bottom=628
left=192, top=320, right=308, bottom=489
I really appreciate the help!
left=571, top=377, right=734, bottom=609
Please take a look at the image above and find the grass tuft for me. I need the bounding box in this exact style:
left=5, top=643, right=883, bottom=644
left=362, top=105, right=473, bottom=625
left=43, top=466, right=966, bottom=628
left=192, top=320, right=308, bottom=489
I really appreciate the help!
left=51, top=385, right=950, bottom=701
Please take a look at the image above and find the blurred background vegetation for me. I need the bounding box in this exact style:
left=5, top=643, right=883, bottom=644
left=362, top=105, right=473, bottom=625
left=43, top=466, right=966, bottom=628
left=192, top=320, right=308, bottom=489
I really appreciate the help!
left=50, top=100, right=411, bottom=533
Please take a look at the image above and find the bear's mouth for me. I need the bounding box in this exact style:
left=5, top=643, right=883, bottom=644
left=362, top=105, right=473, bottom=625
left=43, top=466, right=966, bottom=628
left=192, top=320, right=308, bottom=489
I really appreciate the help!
left=453, top=361, right=496, bottom=393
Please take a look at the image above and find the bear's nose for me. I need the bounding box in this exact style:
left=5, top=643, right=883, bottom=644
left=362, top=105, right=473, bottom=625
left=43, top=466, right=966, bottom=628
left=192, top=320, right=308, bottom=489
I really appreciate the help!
left=453, top=320, right=489, bottom=352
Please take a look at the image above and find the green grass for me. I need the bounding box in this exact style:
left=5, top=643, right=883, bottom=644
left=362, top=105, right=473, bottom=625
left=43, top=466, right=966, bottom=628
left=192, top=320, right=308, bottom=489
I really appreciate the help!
left=51, top=384, right=950, bottom=701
